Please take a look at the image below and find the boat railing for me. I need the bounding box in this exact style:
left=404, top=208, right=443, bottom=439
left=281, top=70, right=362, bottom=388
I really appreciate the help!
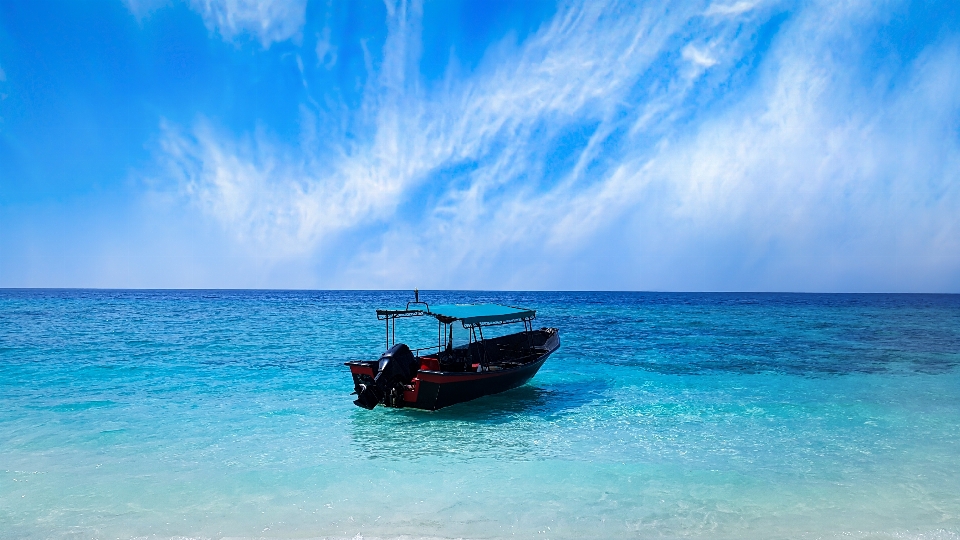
left=410, top=344, right=442, bottom=358
left=376, top=308, right=426, bottom=320
left=460, top=315, right=536, bottom=330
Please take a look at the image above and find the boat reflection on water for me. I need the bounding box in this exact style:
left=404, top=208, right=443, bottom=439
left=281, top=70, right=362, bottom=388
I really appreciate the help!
left=345, top=290, right=560, bottom=411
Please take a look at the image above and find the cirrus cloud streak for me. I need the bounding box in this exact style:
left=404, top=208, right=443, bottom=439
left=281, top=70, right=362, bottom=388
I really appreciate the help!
left=154, top=0, right=960, bottom=291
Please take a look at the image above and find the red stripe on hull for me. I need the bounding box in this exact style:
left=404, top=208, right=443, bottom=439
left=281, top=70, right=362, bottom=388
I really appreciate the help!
left=402, top=348, right=556, bottom=410
left=348, top=328, right=560, bottom=411
left=416, top=370, right=511, bottom=383
left=349, top=364, right=375, bottom=377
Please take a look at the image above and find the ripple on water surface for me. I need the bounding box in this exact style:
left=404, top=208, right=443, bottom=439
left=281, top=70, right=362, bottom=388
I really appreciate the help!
left=1, top=290, right=959, bottom=539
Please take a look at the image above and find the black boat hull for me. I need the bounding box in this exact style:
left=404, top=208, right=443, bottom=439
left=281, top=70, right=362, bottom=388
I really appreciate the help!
left=413, top=348, right=553, bottom=410
left=347, top=328, right=559, bottom=410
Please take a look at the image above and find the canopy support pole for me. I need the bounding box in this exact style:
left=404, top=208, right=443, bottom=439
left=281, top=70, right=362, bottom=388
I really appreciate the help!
left=477, top=325, right=486, bottom=367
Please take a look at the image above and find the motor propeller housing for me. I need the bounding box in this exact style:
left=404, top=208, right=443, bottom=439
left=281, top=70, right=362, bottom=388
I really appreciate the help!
left=353, top=343, right=419, bottom=409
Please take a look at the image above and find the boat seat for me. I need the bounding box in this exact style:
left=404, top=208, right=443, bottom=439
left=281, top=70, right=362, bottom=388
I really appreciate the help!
left=420, top=357, right=440, bottom=371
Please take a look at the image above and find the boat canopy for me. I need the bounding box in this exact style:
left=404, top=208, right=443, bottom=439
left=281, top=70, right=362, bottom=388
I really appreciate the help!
left=374, top=297, right=538, bottom=354
left=376, top=302, right=535, bottom=327
left=426, top=303, right=535, bottom=326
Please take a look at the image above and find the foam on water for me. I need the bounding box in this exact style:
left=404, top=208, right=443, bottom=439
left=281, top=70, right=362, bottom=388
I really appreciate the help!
left=1, top=291, right=959, bottom=539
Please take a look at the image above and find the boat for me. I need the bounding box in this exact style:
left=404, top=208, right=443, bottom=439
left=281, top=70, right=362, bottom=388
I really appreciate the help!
left=345, top=291, right=560, bottom=410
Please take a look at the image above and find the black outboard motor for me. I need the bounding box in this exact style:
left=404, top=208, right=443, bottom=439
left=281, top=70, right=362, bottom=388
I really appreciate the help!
left=354, top=343, right=419, bottom=409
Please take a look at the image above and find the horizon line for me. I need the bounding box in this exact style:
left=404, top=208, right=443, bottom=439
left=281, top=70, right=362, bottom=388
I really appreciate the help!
left=1, top=288, right=957, bottom=295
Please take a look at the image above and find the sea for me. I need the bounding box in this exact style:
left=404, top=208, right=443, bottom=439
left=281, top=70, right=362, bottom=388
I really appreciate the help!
left=2, top=290, right=959, bottom=540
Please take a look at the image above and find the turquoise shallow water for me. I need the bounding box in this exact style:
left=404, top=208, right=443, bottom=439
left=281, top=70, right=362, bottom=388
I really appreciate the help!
left=2, top=290, right=960, bottom=540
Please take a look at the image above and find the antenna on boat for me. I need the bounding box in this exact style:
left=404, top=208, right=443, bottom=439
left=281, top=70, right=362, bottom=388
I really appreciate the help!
left=405, top=288, right=428, bottom=312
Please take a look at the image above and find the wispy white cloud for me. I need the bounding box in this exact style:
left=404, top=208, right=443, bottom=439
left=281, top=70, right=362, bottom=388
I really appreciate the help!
left=315, top=27, right=337, bottom=69
left=705, top=1, right=762, bottom=17
left=153, top=0, right=960, bottom=291
left=189, top=0, right=307, bottom=46
left=159, top=1, right=707, bottom=256
left=682, top=44, right=718, bottom=68
left=122, top=0, right=170, bottom=21
left=124, top=0, right=307, bottom=47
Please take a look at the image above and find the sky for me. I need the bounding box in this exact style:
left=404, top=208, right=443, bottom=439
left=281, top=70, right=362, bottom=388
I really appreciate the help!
left=0, top=0, right=958, bottom=291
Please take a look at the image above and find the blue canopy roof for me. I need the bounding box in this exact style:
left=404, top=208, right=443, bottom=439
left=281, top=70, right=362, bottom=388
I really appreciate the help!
left=426, top=303, right=535, bottom=325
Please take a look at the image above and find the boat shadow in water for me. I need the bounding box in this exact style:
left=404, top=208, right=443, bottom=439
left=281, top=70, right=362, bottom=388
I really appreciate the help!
left=416, top=380, right=604, bottom=422
left=348, top=380, right=606, bottom=460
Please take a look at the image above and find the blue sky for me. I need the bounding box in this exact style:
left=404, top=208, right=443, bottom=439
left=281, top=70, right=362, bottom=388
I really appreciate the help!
left=1, top=0, right=958, bottom=291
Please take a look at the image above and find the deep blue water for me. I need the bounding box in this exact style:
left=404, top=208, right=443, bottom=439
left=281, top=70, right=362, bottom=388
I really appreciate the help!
left=1, top=290, right=959, bottom=539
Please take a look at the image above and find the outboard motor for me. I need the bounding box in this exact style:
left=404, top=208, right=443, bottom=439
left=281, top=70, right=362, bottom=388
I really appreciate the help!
left=354, top=343, right=419, bottom=409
